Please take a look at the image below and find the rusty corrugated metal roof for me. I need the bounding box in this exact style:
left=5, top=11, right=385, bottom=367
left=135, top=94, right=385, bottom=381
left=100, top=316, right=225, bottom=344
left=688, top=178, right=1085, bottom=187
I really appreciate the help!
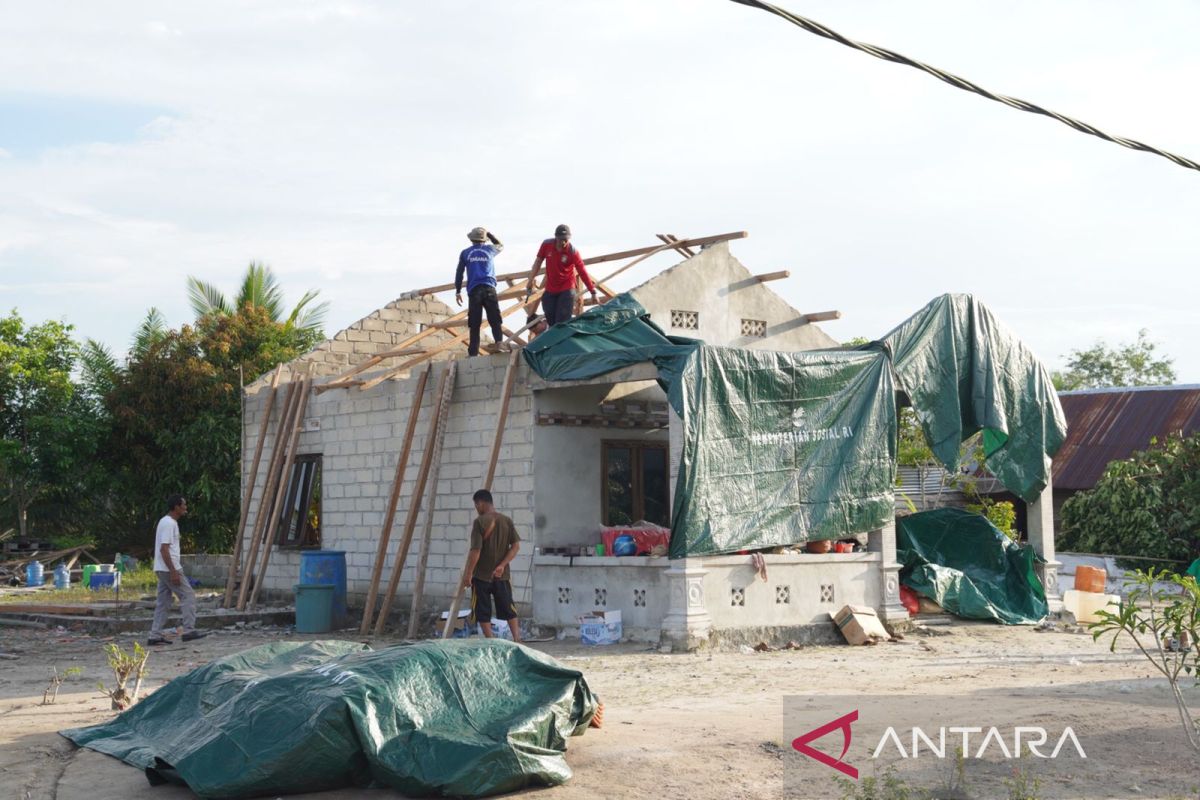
left=1052, top=385, right=1200, bottom=490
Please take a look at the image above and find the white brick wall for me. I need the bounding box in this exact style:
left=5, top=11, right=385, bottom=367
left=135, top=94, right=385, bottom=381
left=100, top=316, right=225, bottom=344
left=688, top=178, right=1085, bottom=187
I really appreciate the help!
left=242, top=352, right=536, bottom=616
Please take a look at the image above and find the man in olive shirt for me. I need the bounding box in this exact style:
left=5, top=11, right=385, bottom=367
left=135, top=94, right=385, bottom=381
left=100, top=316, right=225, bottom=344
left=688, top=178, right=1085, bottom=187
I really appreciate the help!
left=463, top=489, right=522, bottom=643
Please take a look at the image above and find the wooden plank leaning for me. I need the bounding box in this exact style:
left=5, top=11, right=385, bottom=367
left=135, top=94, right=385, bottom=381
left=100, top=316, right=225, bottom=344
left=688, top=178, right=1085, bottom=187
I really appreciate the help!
left=224, top=364, right=283, bottom=607
left=235, top=379, right=300, bottom=610
left=248, top=372, right=314, bottom=610
left=358, top=363, right=433, bottom=634
left=441, top=347, right=521, bottom=640
left=406, top=361, right=457, bottom=638
left=374, top=361, right=458, bottom=634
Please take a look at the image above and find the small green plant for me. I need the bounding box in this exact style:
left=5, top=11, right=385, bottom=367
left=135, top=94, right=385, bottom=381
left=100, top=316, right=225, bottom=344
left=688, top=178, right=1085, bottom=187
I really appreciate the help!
left=1003, top=756, right=1042, bottom=799
left=1089, top=568, right=1200, bottom=751
left=965, top=498, right=1018, bottom=542
left=835, top=765, right=920, bottom=800
left=98, top=642, right=149, bottom=711
left=42, top=666, right=82, bottom=704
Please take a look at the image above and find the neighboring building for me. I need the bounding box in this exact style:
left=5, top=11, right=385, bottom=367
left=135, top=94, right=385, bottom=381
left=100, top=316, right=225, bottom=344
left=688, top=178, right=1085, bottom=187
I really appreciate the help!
left=1051, top=385, right=1200, bottom=524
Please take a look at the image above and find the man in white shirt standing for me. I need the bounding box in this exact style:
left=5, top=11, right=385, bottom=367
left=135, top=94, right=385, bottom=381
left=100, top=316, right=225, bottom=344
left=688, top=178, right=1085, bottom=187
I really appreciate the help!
left=148, top=494, right=207, bottom=645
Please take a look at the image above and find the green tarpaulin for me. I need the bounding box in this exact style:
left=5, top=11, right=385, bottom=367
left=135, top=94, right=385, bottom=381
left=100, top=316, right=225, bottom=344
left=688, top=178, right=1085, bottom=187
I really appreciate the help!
left=668, top=346, right=896, bottom=557
left=880, top=293, right=1066, bottom=503
left=897, top=508, right=1048, bottom=624
left=522, top=292, right=1066, bottom=557
left=61, top=639, right=598, bottom=799
left=522, top=293, right=698, bottom=385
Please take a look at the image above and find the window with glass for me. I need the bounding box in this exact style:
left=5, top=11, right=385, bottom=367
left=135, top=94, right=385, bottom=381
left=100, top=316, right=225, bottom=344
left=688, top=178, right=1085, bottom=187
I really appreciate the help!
left=602, top=441, right=669, bottom=527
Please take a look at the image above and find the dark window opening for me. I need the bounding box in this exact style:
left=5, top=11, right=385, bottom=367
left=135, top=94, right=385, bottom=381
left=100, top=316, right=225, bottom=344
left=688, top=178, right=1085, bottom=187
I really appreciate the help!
left=602, top=441, right=669, bottom=527
left=276, top=454, right=321, bottom=548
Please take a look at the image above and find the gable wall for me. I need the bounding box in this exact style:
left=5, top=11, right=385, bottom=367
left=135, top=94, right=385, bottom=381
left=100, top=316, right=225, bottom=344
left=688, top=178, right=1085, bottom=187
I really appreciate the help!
left=628, top=242, right=839, bottom=351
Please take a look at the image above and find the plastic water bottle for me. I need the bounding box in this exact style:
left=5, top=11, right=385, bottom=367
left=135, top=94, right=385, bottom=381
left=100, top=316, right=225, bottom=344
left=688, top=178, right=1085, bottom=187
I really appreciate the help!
left=26, top=560, right=44, bottom=588
left=54, top=563, right=70, bottom=589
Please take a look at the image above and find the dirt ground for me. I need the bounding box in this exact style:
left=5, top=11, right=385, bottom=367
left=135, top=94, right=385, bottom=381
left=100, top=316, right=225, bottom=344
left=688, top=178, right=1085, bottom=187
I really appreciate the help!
left=3, top=619, right=1200, bottom=800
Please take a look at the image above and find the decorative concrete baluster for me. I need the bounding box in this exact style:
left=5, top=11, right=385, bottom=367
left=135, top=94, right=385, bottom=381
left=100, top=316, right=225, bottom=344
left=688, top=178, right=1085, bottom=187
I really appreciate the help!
left=661, top=560, right=712, bottom=651
left=869, top=518, right=910, bottom=624
left=1027, top=476, right=1064, bottom=613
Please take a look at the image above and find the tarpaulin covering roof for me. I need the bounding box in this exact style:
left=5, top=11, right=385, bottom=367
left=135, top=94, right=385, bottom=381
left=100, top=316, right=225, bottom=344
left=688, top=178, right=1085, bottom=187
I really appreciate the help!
left=897, top=508, right=1048, bottom=624
left=879, top=293, right=1066, bottom=504
left=523, top=292, right=1066, bottom=556
left=61, top=639, right=598, bottom=799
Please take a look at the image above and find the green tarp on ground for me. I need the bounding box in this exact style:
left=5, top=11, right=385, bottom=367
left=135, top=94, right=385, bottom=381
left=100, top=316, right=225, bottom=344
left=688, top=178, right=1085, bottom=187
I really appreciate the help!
left=880, top=293, right=1067, bottom=503
left=668, top=346, right=896, bottom=557
left=61, top=639, right=598, bottom=799
left=522, top=291, right=1066, bottom=557
left=897, top=508, right=1048, bottom=624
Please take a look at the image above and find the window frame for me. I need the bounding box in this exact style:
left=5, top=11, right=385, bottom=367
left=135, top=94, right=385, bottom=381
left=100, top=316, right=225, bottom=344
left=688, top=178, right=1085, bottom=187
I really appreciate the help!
left=600, top=439, right=670, bottom=527
left=275, top=453, right=322, bottom=549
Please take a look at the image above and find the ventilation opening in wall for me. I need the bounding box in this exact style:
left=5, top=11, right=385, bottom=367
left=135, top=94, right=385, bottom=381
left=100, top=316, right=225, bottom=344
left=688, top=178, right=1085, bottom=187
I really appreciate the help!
left=741, top=318, right=767, bottom=338
left=670, top=310, right=699, bottom=330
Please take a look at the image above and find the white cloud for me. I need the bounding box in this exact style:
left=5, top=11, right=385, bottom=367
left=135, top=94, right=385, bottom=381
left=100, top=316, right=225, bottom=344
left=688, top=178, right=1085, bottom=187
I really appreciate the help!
left=1, top=0, right=1198, bottom=380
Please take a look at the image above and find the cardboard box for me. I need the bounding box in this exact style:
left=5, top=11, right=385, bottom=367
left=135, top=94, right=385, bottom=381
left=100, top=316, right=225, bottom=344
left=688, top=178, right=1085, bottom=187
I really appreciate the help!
left=578, top=609, right=622, bottom=646
left=832, top=604, right=891, bottom=645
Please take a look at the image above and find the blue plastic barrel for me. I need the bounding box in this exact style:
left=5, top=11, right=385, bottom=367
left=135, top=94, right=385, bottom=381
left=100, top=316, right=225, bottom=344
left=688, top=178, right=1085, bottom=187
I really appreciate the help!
left=26, top=561, right=44, bottom=587
left=89, top=572, right=118, bottom=590
left=299, top=550, right=347, bottom=628
left=54, top=563, right=70, bottom=589
left=294, top=584, right=335, bottom=633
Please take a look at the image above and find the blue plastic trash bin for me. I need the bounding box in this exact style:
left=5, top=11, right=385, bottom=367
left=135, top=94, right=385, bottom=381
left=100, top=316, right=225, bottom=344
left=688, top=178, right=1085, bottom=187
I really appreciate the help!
left=299, top=550, right=347, bottom=628
left=294, top=584, right=335, bottom=633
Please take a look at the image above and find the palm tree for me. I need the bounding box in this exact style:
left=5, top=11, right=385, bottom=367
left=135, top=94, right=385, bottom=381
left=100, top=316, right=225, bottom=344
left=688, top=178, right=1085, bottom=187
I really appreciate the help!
left=129, top=308, right=168, bottom=360
left=187, top=262, right=329, bottom=337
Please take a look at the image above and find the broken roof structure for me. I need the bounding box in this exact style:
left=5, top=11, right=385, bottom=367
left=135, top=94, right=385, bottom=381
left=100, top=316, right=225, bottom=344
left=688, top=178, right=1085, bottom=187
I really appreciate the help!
left=234, top=232, right=1066, bottom=648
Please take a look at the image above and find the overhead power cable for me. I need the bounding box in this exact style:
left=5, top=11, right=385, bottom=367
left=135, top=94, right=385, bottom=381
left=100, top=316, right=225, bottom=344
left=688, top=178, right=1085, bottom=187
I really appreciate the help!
left=728, top=0, right=1200, bottom=174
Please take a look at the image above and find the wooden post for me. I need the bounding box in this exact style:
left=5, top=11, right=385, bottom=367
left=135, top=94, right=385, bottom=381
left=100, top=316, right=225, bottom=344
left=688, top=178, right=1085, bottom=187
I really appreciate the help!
left=405, top=364, right=457, bottom=638
left=248, top=374, right=313, bottom=610
left=484, top=347, right=521, bottom=488
left=441, top=348, right=521, bottom=639
left=235, top=380, right=300, bottom=610
left=224, top=364, right=282, bottom=607
left=359, top=363, right=433, bottom=634
left=374, top=362, right=457, bottom=634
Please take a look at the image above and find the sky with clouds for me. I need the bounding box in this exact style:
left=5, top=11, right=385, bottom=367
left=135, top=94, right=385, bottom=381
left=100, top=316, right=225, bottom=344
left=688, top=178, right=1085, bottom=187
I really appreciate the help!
left=2, top=1, right=1198, bottom=381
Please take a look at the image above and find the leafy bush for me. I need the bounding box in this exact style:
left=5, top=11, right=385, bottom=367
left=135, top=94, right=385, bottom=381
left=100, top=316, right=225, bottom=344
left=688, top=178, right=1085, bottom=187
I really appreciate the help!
left=1059, top=431, right=1200, bottom=564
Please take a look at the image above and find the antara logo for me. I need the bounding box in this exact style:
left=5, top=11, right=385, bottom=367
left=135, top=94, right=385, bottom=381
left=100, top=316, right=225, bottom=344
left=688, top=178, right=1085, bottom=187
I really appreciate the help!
left=792, top=711, right=1087, bottom=780
left=792, top=710, right=859, bottom=779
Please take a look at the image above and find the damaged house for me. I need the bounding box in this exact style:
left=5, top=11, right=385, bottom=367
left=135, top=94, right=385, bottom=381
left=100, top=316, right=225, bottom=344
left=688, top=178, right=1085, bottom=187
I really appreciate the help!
left=234, top=232, right=1066, bottom=648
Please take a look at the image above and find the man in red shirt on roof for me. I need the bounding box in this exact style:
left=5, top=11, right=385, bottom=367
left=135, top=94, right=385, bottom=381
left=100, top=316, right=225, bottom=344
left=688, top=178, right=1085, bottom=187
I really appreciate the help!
left=525, top=223, right=598, bottom=327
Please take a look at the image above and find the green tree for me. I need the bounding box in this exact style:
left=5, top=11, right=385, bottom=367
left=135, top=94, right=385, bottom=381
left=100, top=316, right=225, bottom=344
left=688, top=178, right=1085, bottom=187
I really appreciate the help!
left=1053, top=329, right=1176, bottom=391
left=0, top=312, right=102, bottom=539
left=1059, top=431, right=1200, bottom=564
left=187, top=262, right=329, bottom=338
left=101, top=305, right=322, bottom=553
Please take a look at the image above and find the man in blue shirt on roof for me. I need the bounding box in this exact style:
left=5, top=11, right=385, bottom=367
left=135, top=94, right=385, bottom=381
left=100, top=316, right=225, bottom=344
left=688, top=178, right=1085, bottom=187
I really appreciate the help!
left=455, top=226, right=508, bottom=357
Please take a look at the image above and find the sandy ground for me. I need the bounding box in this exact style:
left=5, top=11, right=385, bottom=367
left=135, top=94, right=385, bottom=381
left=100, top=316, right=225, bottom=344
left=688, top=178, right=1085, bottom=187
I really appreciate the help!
left=3, top=619, right=1200, bottom=800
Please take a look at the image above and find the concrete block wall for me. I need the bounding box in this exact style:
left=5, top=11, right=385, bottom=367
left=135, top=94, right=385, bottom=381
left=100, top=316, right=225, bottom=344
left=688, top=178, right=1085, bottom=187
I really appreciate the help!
left=241, top=352, right=536, bottom=613
left=245, top=294, right=458, bottom=389
left=180, top=554, right=233, bottom=587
